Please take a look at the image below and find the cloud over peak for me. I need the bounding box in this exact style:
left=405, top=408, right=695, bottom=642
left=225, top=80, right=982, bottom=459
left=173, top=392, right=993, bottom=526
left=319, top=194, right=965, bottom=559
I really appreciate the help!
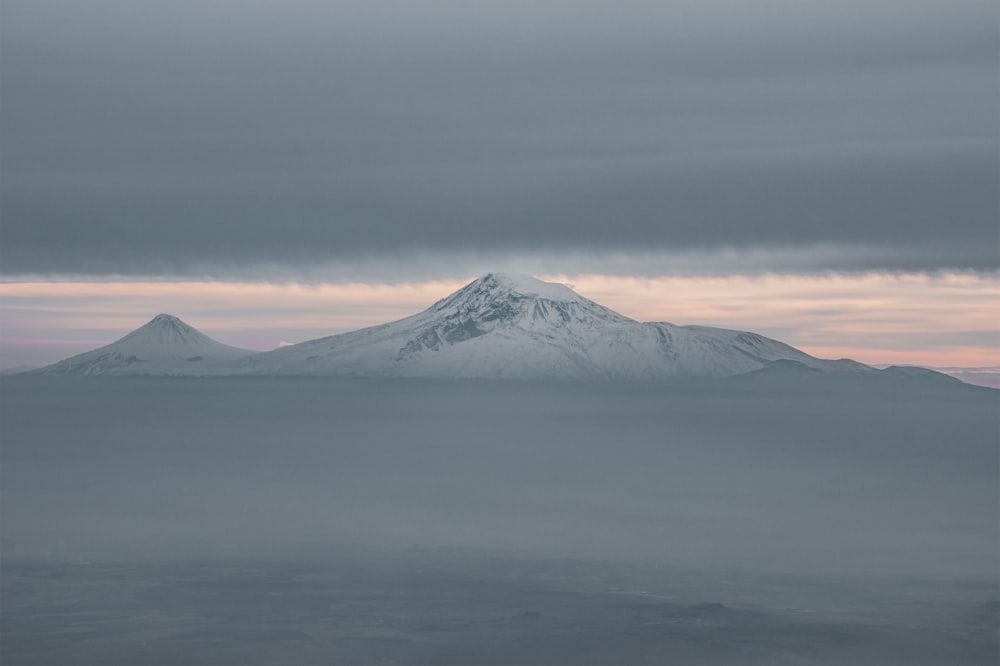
left=2, top=0, right=996, bottom=278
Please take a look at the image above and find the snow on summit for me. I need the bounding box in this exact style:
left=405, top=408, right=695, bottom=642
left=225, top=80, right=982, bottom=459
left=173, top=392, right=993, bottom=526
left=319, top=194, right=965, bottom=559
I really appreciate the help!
left=469, top=272, right=586, bottom=302
left=36, top=274, right=875, bottom=380
left=235, top=273, right=868, bottom=380
left=38, top=314, right=254, bottom=375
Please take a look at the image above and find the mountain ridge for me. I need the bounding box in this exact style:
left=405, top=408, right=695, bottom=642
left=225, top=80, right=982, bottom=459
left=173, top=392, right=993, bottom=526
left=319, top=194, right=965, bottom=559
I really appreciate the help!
left=233, top=272, right=869, bottom=380
left=30, top=273, right=964, bottom=383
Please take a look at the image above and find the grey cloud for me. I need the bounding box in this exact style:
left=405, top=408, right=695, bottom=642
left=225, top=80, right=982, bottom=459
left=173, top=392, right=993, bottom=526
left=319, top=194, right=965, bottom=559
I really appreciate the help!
left=2, top=0, right=997, bottom=277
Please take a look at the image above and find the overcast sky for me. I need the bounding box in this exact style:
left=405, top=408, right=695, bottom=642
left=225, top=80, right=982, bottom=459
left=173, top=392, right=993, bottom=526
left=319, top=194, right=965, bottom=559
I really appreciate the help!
left=2, top=0, right=997, bottom=279
left=1, top=1, right=997, bottom=368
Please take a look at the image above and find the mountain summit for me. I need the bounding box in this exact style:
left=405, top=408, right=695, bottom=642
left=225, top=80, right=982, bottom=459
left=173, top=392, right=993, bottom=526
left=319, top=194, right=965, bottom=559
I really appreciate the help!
left=38, top=314, right=254, bottom=375
left=35, top=275, right=878, bottom=380
left=236, top=273, right=866, bottom=379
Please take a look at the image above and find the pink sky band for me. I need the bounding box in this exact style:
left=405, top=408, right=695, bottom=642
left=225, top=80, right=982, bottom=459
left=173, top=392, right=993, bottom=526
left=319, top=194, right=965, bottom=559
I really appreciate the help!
left=1, top=272, right=997, bottom=368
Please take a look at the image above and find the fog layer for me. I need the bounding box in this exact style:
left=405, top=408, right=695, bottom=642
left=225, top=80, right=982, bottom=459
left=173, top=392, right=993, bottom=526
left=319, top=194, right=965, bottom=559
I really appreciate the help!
left=2, top=376, right=996, bottom=576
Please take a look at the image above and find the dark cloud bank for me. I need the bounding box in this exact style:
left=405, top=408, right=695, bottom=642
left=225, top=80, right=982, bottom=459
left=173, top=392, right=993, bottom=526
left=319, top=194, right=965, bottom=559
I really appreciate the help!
left=2, top=0, right=997, bottom=278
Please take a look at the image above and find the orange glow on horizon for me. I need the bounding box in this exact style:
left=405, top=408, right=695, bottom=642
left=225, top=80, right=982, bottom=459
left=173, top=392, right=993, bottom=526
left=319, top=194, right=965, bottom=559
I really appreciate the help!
left=1, top=272, right=998, bottom=368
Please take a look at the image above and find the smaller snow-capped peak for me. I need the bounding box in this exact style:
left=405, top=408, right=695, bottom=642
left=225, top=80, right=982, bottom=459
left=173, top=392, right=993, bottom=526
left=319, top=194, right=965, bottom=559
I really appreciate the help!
left=39, top=314, right=254, bottom=375
left=122, top=313, right=214, bottom=347
left=152, top=313, right=184, bottom=324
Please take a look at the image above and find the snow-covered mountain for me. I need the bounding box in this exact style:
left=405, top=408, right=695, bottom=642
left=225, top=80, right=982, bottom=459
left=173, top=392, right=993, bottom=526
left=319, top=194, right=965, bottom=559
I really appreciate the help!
left=37, top=314, right=254, bottom=376
left=234, top=273, right=868, bottom=380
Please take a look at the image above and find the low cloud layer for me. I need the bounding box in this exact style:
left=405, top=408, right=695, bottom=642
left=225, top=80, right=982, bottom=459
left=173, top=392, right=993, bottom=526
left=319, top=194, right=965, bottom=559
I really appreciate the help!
left=2, top=0, right=996, bottom=278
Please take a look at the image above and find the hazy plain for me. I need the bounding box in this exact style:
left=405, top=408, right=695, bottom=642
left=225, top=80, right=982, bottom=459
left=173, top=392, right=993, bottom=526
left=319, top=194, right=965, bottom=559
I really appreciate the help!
left=2, top=375, right=997, bottom=664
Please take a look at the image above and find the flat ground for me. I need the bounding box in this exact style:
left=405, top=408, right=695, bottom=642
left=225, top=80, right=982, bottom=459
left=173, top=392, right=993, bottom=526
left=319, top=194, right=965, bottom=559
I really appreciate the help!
left=3, top=549, right=998, bottom=665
